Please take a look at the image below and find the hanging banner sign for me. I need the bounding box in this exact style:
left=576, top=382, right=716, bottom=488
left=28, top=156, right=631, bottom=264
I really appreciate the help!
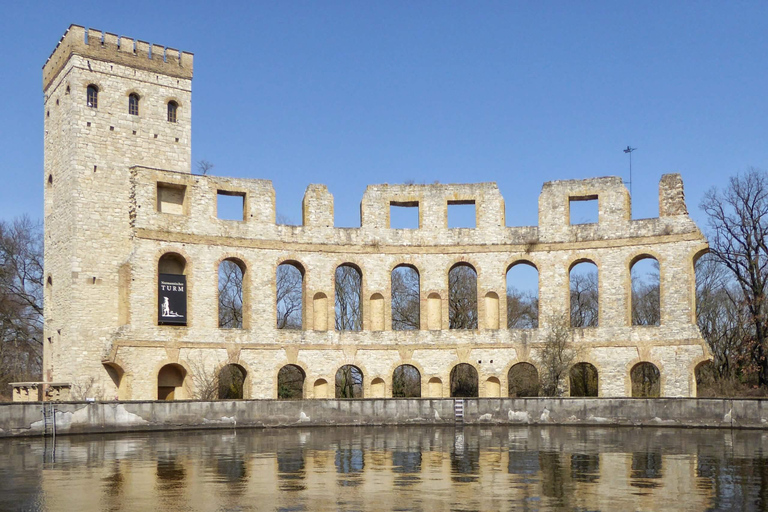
left=158, top=274, right=187, bottom=325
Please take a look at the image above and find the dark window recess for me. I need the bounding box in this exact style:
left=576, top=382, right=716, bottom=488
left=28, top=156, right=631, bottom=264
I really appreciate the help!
left=86, top=85, right=98, bottom=108
left=167, top=101, right=178, bottom=123
left=128, top=93, right=139, bottom=115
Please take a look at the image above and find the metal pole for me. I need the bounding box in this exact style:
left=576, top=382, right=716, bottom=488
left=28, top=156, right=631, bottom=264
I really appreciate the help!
left=623, top=146, right=637, bottom=197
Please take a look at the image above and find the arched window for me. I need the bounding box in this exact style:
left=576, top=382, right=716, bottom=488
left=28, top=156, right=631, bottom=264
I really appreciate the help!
left=277, top=262, right=304, bottom=329
left=392, top=265, right=420, bottom=330
left=449, top=263, right=477, bottom=329
left=506, top=262, right=539, bottom=328
left=128, top=93, right=140, bottom=115
left=167, top=100, right=178, bottom=123
left=218, top=259, right=245, bottom=329
left=631, top=256, right=660, bottom=326
left=570, top=261, right=598, bottom=327
left=158, top=253, right=187, bottom=326
left=335, top=264, right=362, bottom=331
left=86, top=85, right=98, bottom=108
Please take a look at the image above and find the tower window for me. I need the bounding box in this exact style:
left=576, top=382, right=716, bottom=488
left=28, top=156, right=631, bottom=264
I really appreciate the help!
left=128, top=93, right=140, bottom=116
left=87, top=85, right=98, bottom=108
left=167, top=101, right=178, bottom=123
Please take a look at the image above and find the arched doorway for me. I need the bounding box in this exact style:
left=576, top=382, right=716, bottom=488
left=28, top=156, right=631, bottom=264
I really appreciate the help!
left=277, top=364, right=305, bottom=399
left=631, top=362, right=661, bottom=397
left=450, top=363, right=478, bottom=397
left=695, top=360, right=716, bottom=397
left=569, top=363, right=598, bottom=397
left=335, top=365, right=363, bottom=398
left=158, top=363, right=186, bottom=400
left=393, top=364, right=421, bottom=398
left=218, top=364, right=246, bottom=399
left=508, top=362, right=539, bottom=397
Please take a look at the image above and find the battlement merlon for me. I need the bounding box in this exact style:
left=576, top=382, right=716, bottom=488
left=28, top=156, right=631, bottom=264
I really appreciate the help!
left=360, top=182, right=505, bottom=229
left=43, top=24, right=193, bottom=91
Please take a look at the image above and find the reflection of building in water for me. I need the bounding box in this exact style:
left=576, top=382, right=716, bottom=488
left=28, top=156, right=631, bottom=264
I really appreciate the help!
left=41, top=24, right=712, bottom=401
left=25, top=427, right=727, bottom=511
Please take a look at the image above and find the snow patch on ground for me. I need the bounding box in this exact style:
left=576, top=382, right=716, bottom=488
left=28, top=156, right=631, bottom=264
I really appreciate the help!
left=508, top=410, right=531, bottom=422
left=203, top=416, right=236, bottom=425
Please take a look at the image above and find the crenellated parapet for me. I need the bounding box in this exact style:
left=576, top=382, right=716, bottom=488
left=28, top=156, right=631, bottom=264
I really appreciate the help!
left=43, top=24, right=193, bottom=91
left=131, top=169, right=702, bottom=248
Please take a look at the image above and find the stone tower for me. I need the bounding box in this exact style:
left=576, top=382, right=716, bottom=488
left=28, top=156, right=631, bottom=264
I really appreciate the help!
left=42, top=25, right=193, bottom=394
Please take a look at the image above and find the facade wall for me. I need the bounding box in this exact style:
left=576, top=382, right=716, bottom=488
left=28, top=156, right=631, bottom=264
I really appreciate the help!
left=43, top=25, right=711, bottom=401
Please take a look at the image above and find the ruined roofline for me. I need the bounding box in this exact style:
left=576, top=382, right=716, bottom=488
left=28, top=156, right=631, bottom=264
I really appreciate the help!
left=363, top=182, right=499, bottom=191
left=542, top=175, right=625, bottom=188
left=43, top=24, right=193, bottom=91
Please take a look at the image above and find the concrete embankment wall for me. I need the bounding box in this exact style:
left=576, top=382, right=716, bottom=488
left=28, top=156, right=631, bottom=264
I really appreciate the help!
left=1, top=398, right=766, bottom=438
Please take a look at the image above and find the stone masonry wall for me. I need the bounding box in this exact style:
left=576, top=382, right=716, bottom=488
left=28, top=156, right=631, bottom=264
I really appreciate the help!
left=42, top=25, right=711, bottom=402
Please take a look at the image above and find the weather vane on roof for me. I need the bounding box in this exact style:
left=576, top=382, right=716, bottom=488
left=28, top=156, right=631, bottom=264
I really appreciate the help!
left=623, top=145, right=637, bottom=197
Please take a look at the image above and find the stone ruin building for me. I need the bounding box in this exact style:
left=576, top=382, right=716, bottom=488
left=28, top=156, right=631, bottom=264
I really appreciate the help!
left=37, top=25, right=711, bottom=402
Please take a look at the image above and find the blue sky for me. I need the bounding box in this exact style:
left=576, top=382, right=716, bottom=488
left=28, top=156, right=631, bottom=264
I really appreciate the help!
left=0, top=1, right=766, bottom=229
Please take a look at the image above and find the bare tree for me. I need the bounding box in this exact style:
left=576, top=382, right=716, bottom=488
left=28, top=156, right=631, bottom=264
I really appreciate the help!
left=196, top=159, right=214, bottom=175
left=0, top=216, right=44, bottom=397
left=507, top=286, right=539, bottom=328
left=218, top=260, right=244, bottom=329
left=449, top=265, right=477, bottom=329
left=335, top=265, right=362, bottom=331
left=70, top=376, right=105, bottom=401
left=701, top=168, right=768, bottom=386
left=391, top=266, right=419, bottom=330
left=188, top=356, right=219, bottom=400
left=537, top=315, right=576, bottom=396
left=276, top=264, right=302, bottom=329
left=696, top=253, right=755, bottom=388
left=570, top=270, right=598, bottom=327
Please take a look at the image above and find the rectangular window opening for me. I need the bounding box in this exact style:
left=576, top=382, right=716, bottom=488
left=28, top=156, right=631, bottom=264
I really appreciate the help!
left=569, top=195, right=599, bottom=225
left=448, top=200, right=476, bottom=228
left=156, top=182, right=186, bottom=215
left=390, top=201, right=419, bottom=229
left=217, top=190, right=246, bottom=221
